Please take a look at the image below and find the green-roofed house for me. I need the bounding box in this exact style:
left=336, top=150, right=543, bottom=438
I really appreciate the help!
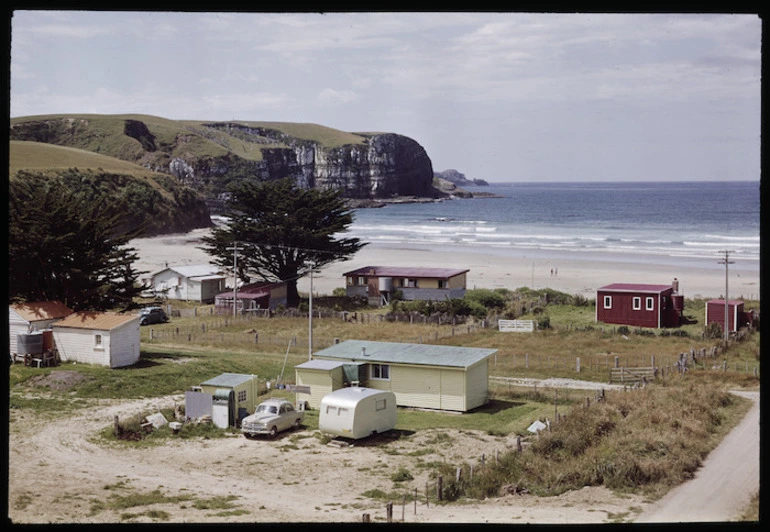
left=295, top=340, right=497, bottom=412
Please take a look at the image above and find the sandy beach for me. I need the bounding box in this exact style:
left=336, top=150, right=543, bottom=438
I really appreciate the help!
left=130, top=227, right=760, bottom=302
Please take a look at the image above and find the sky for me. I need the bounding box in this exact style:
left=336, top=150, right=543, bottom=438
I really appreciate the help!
left=9, top=10, right=762, bottom=183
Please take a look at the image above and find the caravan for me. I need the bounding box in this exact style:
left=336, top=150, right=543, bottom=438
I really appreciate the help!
left=319, top=387, right=397, bottom=439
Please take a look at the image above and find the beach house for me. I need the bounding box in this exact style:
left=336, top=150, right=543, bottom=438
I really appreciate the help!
left=294, top=340, right=497, bottom=412
left=9, top=301, right=73, bottom=361
left=145, top=264, right=227, bottom=303
left=596, top=280, right=684, bottom=329
left=213, top=281, right=288, bottom=314
left=343, top=266, right=469, bottom=306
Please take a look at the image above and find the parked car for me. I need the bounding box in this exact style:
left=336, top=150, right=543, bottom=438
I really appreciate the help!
left=139, top=306, right=169, bottom=326
left=241, top=398, right=304, bottom=438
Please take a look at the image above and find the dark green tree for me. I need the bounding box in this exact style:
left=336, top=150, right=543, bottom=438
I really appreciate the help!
left=200, top=178, right=366, bottom=307
left=8, top=173, right=146, bottom=311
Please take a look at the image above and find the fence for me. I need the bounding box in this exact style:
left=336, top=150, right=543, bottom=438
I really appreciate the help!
left=498, top=320, right=536, bottom=333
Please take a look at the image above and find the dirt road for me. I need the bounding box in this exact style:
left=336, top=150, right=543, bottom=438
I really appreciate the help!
left=634, top=391, right=760, bottom=523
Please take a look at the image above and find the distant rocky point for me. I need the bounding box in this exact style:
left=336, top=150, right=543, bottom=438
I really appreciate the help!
left=434, top=169, right=490, bottom=187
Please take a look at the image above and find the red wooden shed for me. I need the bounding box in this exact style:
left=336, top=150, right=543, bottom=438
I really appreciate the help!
left=596, top=280, right=683, bottom=329
left=705, top=299, right=750, bottom=333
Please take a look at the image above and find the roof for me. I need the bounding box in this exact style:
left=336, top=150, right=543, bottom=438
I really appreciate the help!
left=200, top=373, right=258, bottom=388
left=320, top=387, right=393, bottom=407
left=52, top=311, right=139, bottom=330
left=215, top=282, right=283, bottom=300
left=9, top=300, right=73, bottom=322
left=597, top=283, right=674, bottom=294
left=312, top=340, right=497, bottom=369
left=154, top=264, right=225, bottom=279
left=707, top=299, right=745, bottom=305
left=295, top=359, right=347, bottom=371
left=343, top=266, right=469, bottom=279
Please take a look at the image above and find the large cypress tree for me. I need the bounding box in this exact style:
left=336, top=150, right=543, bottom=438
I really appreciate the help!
left=8, top=172, right=146, bottom=311
left=200, top=178, right=366, bottom=307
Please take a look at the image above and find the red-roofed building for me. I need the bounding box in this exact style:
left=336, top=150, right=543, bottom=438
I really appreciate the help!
left=596, top=279, right=684, bottom=329
left=343, top=266, right=470, bottom=306
left=213, top=281, right=288, bottom=314
left=9, top=301, right=73, bottom=359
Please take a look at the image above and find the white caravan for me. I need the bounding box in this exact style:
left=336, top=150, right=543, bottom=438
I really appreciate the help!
left=318, top=387, right=397, bottom=439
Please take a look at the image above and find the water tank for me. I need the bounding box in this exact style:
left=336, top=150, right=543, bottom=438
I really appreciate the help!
left=672, top=295, right=685, bottom=311
left=17, top=331, right=44, bottom=355
left=378, top=277, right=393, bottom=292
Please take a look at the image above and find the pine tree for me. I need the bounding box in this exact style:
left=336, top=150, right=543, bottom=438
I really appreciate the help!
left=8, top=172, right=146, bottom=310
left=200, top=178, right=366, bottom=307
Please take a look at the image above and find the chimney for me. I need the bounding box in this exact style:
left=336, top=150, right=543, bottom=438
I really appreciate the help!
left=672, top=278, right=679, bottom=293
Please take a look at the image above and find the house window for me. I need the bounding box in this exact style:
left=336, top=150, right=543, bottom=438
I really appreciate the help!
left=238, top=390, right=247, bottom=403
left=347, top=277, right=353, bottom=286
left=438, top=280, right=448, bottom=289
left=404, top=278, right=417, bottom=288
left=633, top=297, right=642, bottom=310
left=94, top=334, right=103, bottom=349
left=357, top=276, right=366, bottom=286
left=375, top=398, right=387, bottom=411
left=371, top=364, right=390, bottom=380
left=604, top=296, right=612, bottom=309
left=646, top=297, right=654, bottom=311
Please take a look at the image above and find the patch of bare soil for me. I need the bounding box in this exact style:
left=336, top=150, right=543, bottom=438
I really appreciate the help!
left=25, top=370, right=91, bottom=391
left=7, top=392, right=652, bottom=525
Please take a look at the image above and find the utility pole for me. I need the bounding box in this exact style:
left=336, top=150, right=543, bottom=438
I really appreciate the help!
left=718, top=250, right=734, bottom=344
left=308, top=269, right=319, bottom=360
left=228, top=242, right=244, bottom=317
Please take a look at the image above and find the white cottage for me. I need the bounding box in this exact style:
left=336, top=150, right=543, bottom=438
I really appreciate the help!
left=9, top=301, right=73, bottom=359
left=52, top=311, right=141, bottom=368
left=145, top=264, right=227, bottom=302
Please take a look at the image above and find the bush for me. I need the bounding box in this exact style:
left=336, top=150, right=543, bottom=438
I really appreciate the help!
left=617, top=326, right=630, bottom=335
left=465, top=289, right=507, bottom=310
left=705, top=322, right=723, bottom=339
left=391, top=467, right=414, bottom=483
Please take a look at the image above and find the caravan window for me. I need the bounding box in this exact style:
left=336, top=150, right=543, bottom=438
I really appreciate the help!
left=326, top=406, right=337, bottom=415
left=375, top=398, right=387, bottom=411
left=337, top=407, right=349, bottom=417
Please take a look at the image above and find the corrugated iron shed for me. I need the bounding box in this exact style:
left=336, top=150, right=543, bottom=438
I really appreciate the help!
left=200, top=373, right=257, bottom=388
left=598, top=283, right=673, bottom=293
left=312, top=340, right=496, bottom=369
left=343, top=266, right=469, bottom=279
left=10, top=300, right=73, bottom=322
left=52, top=311, right=139, bottom=330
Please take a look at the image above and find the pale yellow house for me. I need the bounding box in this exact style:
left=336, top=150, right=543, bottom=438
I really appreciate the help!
left=294, top=340, right=496, bottom=412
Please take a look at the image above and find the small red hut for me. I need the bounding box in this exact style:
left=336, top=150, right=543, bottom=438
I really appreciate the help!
left=705, top=299, right=751, bottom=333
left=596, top=279, right=683, bottom=329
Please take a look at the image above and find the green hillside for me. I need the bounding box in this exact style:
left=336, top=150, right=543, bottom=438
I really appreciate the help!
left=9, top=140, right=162, bottom=175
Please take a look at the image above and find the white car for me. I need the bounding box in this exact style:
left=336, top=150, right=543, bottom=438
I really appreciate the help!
left=241, top=398, right=304, bottom=438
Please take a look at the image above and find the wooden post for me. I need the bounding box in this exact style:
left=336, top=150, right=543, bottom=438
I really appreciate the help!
left=516, top=435, right=522, bottom=453
left=362, top=513, right=370, bottom=523
left=456, top=467, right=462, bottom=482
left=414, top=489, right=417, bottom=514
left=114, top=415, right=120, bottom=437
left=576, top=357, right=580, bottom=373
left=425, top=482, right=429, bottom=508
left=437, top=476, right=443, bottom=501
left=386, top=501, right=393, bottom=523
left=402, top=495, right=406, bottom=522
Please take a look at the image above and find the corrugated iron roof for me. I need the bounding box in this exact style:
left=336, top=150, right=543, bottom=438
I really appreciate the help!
left=343, top=266, right=469, bottom=279
left=154, top=264, right=225, bottom=279
left=52, top=311, right=139, bottom=330
left=200, top=373, right=257, bottom=388
left=707, top=299, right=744, bottom=305
left=312, top=340, right=496, bottom=369
left=598, top=283, right=673, bottom=293
left=215, top=282, right=283, bottom=299
left=295, top=359, right=346, bottom=370
left=10, top=300, right=73, bottom=322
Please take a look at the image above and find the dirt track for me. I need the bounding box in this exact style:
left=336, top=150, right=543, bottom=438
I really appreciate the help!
left=6, top=379, right=758, bottom=524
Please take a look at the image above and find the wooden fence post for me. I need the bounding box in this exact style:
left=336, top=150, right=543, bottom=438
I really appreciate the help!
left=437, top=476, right=443, bottom=501
left=516, top=435, right=522, bottom=453
left=386, top=502, right=393, bottom=522
left=362, top=513, right=370, bottom=523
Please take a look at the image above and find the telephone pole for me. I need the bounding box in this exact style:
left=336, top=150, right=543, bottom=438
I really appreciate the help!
left=718, top=250, right=734, bottom=344
left=228, top=242, right=244, bottom=317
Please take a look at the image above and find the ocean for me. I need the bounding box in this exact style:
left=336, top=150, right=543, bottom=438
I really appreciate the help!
left=347, top=181, right=760, bottom=270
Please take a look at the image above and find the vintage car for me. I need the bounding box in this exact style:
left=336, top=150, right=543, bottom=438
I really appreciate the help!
left=241, top=398, right=304, bottom=438
left=139, top=306, right=169, bottom=326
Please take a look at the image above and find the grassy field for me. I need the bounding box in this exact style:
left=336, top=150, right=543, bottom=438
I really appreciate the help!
left=8, top=298, right=759, bottom=513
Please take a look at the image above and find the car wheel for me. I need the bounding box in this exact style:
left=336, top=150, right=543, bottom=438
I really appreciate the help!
left=269, top=426, right=278, bottom=438
left=294, top=418, right=302, bottom=430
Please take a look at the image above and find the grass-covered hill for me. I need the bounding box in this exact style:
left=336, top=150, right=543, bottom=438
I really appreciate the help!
left=9, top=140, right=212, bottom=237
left=9, top=113, right=438, bottom=206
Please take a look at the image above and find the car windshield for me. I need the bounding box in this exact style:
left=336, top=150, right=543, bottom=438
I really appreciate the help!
left=257, top=404, right=278, bottom=414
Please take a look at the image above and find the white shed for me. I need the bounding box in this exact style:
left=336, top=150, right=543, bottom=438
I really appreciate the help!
left=319, top=387, right=397, bottom=440
left=9, top=301, right=73, bottom=358
left=145, top=264, right=227, bottom=302
left=52, top=311, right=141, bottom=368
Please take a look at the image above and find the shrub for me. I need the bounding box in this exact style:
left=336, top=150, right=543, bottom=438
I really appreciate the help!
left=391, top=467, right=414, bottom=483
left=704, top=322, right=723, bottom=339
left=617, top=326, right=630, bottom=335
left=465, top=289, right=507, bottom=310
left=537, top=315, right=551, bottom=329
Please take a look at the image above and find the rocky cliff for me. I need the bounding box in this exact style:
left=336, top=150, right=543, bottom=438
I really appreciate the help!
left=10, top=116, right=439, bottom=209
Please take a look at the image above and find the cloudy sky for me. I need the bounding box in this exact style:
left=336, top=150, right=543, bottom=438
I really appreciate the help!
left=9, top=10, right=761, bottom=183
